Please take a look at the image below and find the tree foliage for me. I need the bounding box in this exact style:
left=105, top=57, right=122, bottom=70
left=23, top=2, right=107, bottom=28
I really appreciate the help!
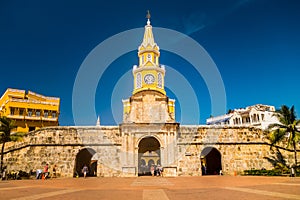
left=267, top=105, right=300, bottom=166
left=0, top=117, right=26, bottom=172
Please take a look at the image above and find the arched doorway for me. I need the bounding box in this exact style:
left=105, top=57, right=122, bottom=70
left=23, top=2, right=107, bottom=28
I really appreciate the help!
left=138, top=136, right=160, bottom=176
left=74, top=148, right=97, bottom=177
left=201, top=147, right=222, bottom=175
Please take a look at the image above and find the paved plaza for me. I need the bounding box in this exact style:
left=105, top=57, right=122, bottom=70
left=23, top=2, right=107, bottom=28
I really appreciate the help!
left=0, top=176, right=299, bottom=200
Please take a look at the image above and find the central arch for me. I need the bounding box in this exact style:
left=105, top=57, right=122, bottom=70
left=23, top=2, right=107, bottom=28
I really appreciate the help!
left=138, top=136, right=161, bottom=176
left=201, top=147, right=222, bottom=175
left=74, top=148, right=97, bottom=177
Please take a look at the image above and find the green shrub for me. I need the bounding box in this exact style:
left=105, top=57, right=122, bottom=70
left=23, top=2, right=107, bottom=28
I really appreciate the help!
left=243, top=169, right=287, bottom=176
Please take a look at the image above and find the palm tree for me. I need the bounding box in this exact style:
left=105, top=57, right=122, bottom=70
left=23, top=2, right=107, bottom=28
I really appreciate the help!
left=0, top=117, right=25, bottom=173
left=267, top=105, right=300, bottom=167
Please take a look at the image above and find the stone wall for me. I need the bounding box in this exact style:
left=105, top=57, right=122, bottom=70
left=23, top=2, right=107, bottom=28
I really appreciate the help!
left=3, top=126, right=121, bottom=177
left=3, top=125, right=299, bottom=177
left=177, top=125, right=299, bottom=176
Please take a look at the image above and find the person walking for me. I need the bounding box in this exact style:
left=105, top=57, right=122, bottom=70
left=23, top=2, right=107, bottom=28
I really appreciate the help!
left=82, top=165, right=88, bottom=178
left=43, top=164, right=49, bottom=179
left=36, top=169, right=42, bottom=179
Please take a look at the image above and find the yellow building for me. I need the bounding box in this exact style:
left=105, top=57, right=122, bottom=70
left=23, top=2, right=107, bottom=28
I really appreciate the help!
left=0, top=88, right=60, bottom=132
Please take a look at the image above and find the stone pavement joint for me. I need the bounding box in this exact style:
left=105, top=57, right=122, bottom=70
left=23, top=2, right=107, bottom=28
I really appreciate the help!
left=131, top=178, right=173, bottom=187
left=143, top=189, right=169, bottom=200
left=273, top=183, right=300, bottom=186
left=0, top=186, right=31, bottom=191
left=10, top=189, right=83, bottom=200
left=224, top=186, right=300, bottom=200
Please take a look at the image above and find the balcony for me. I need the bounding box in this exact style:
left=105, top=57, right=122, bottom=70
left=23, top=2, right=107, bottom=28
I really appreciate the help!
left=7, top=115, right=25, bottom=120
left=25, top=116, right=42, bottom=120
left=22, top=116, right=58, bottom=121
left=41, top=117, right=58, bottom=121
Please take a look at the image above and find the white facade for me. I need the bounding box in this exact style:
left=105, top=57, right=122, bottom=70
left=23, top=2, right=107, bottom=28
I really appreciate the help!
left=206, top=104, right=279, bottom=130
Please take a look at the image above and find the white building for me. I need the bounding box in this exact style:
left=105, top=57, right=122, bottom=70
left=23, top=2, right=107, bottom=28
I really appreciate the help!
left=206, top=104, right=279, bottom=130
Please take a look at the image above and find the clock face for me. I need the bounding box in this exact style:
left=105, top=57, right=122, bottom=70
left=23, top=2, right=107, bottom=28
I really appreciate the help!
left=144, top=74, right=155, bottom=84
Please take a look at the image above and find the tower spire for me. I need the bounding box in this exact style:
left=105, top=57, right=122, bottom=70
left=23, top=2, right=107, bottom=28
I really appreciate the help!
left=139, top=10, right=157, bottom=50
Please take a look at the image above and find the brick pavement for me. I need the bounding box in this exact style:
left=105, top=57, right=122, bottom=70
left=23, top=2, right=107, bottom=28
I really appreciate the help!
left=0, top=176, right=300, bottom=200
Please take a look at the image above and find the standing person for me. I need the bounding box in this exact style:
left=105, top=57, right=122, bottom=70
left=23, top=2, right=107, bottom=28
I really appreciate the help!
left=36, top=169, right=42, bottom=179
left=160, top=166, right=164, bottom=177
left=52, top=165, right=57, bottom=178
left=291, top=165, right=295, bottom=177
left=2, top=166, right=7, bottom=180
left=156, top=165, right=161, bottom=176
left=201, top=164, right=206, bottom=175
left=159, top=165, right=163, bottom=177
left=82, top=165, right=88, bottom=178
left=150, top=165, right=155, bottom=177
left=43, top=164, right=49, bottom=179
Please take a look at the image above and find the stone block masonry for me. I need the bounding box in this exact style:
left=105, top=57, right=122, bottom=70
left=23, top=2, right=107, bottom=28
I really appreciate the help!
left=3, top=125, right=299, bottom=177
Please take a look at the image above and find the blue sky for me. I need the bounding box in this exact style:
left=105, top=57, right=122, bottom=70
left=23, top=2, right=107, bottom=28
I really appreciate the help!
left=1, top=0, right=300, bottom=125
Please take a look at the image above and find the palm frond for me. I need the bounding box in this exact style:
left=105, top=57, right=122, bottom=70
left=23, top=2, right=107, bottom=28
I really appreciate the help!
left=10, top=132, right=26, bottom=142
left=287, top=132, right=294, bottom=148
left=296, top=119, right=300, bottom=128
left=290, top=105, right=297, bottom=122
left=276, top=105, right=296, bottom=126
left=269, top=128, right=286, bottom=146
left=267, top=123, right=286, bottom=130
left=0, top=117, right=22, bottom=144
left=293, top=130, right=300, bottom=143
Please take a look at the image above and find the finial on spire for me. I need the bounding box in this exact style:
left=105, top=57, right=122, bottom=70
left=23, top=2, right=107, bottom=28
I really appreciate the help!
left=146, top=10, right=151, bottom=25
left=146, top=10, right=151, bottom=19
left=96, top=115, right=100, bottom=126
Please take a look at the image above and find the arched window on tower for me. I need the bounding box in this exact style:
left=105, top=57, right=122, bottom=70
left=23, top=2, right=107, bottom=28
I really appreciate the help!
left=157, top=72, right=162, bottom=88
left=136, top=73, right=142, bottom=89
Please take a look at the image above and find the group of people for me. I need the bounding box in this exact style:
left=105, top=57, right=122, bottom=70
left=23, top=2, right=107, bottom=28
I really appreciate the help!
left=201, top=164, right=223, bottom=175
left=150, top=164, right=163, bottom=177
left=36, top=163, right=57, bottom=179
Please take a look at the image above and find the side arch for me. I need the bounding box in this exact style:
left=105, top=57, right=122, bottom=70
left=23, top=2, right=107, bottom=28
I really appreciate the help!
left=74, top=148, right=97, bottom=177
left=200, top=147, right=222, bottom=175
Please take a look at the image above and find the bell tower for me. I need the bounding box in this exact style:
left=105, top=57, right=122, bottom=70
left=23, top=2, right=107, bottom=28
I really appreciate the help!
left=122, top=13, right=175, bottom=124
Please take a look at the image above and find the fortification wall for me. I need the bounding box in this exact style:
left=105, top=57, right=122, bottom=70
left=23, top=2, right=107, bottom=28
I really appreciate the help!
left=3, top=126, right=121, bottom=177
left=177, top=126, right=299, bottom=176
left=3, top=125, right=299, bottom=177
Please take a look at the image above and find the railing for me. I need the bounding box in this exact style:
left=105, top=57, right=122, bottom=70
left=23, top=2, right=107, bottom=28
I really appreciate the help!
left=7, top=115, right=24, bottom=119
left=28, top=91, right=60, bottom=101
left=7, top=88, right=25, bottom=93
left=7, top=115, right=58, bottom=121
left=9, top=98, right=59, bottom=106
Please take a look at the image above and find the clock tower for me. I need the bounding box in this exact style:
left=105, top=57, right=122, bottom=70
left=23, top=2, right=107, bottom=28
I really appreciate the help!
left=122, top=14, right=175, bottom=123
left=132, top=16, right=166, bottom=95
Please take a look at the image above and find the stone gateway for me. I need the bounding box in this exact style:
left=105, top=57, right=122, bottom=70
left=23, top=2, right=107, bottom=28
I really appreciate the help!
left=3, top=126, right=298, bottom=177
left=3, top=17, right=299, bottom=178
